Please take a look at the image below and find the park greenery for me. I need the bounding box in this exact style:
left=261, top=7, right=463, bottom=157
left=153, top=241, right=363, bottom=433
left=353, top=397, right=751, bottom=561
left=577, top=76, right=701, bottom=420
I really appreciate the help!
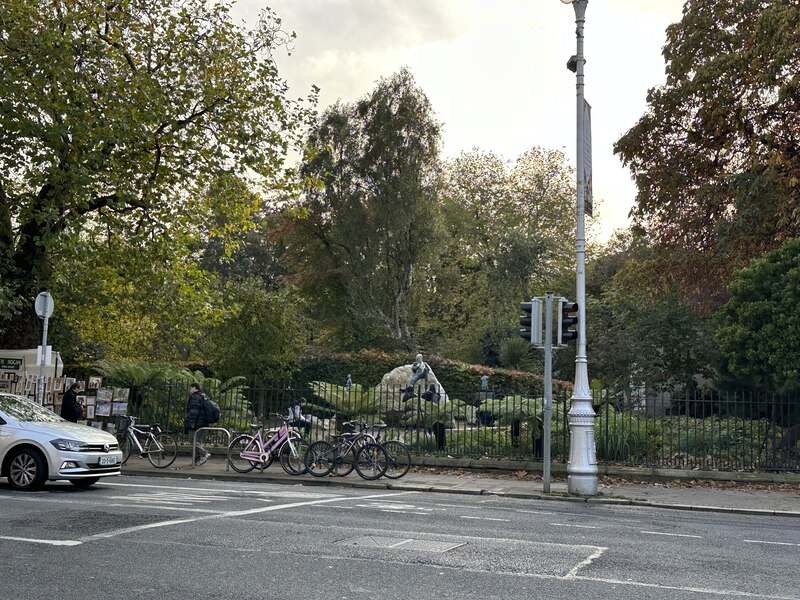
left=0, top=0, right=798, bottom=422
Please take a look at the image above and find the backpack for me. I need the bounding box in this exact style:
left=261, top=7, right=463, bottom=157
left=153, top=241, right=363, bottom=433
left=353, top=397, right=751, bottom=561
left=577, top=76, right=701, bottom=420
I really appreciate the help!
left=203, top=394, right=220, bottom=424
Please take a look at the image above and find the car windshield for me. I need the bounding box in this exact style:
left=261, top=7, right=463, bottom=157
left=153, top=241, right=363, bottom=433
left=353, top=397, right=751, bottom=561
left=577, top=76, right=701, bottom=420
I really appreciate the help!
left=0, top=394, right=63, bottom=423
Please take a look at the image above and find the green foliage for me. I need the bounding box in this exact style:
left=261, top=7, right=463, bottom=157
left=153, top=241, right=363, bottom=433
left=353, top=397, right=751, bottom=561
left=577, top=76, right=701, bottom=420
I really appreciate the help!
left=716, top=238, right=800, bottom=389
left=305, top=382, right=383, bottom=420
left=287, top=69, right=442, bottom=349
left=584, top=234, right=715, bottom=391
left=206, top=280, right=310, bottom=380
left=0, top=0, right=314, bottom=346
left=498, top=337, right=535, bottom=371
left=293, top=350, right=559, bottom=397
left=595, top=411, right=655, bottom=463
left=479, top=395, right=543, bottom=432
left=419, top=148, right=577, bottom=362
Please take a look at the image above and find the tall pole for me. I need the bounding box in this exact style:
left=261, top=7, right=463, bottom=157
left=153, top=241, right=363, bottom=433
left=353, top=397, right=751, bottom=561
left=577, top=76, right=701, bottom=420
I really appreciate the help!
left=542, top=293, right=554, bottom=493
left=563, top=0, right=597, bottom=495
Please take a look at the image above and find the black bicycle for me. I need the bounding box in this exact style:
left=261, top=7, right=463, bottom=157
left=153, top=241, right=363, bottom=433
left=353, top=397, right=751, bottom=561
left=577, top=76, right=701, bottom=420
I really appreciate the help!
left=304, top=420, right=388, bottom=480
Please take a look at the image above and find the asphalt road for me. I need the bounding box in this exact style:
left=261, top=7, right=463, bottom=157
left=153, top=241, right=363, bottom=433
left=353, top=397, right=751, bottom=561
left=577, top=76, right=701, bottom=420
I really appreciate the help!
left=1, top=475, right=799, bottom=600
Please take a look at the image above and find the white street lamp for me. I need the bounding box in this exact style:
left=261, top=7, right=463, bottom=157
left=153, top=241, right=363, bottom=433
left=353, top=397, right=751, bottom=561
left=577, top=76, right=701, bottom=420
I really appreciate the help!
left=560, top=0, right=598, bottom=496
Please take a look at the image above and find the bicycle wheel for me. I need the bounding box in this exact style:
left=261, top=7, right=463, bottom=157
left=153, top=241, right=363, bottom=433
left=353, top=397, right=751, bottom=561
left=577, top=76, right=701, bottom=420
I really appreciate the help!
left=116, top=432, right=132, bottom=465
left=382, top=440, right=411, bottom=479
left=334, top=447, right=356, bottom=477
left=228, top=434, right=262, bottom=473
left=146, top=433, right=177, bottom=468
left=355, top=443, right=388, bottom=480
left=304, top=440, right=336, bottom=477
left=279, top=438, right=310, bottom=475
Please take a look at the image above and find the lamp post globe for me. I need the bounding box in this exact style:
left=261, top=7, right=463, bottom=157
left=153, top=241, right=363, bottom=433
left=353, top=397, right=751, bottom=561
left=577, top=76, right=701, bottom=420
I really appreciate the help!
left=559, top=0, right=598, bottom=496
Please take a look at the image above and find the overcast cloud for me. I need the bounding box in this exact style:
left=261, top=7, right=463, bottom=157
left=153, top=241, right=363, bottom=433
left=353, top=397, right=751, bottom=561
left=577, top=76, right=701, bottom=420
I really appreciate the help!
left=232, top=0, right=686, bottom=242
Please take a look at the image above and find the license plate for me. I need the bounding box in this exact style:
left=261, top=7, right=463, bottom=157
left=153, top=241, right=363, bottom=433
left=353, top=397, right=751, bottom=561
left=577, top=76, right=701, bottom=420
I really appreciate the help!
left=99, top=455, right=118, bottom=466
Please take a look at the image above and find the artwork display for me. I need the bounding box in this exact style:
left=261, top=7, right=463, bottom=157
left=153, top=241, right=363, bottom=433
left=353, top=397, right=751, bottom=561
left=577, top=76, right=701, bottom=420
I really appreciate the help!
left=88, top=376, right=102, bottom=389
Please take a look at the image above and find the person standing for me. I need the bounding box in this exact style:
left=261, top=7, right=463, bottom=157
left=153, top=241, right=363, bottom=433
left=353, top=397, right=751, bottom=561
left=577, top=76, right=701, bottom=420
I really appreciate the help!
left=287, top=398, right=312, bottom=436
left=60, top=382, right=83, bottom=422
left=184, top=383, right=210, bottom=465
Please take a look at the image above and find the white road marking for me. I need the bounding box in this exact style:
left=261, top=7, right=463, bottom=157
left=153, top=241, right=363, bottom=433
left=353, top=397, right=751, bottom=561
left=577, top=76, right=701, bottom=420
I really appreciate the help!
left=514, top=509, right=555, bottom=515
left=0, top=536, right=81, bottom=546
left=460, top=516, right=510, bottom=522
left=106, top=503, right=223, bottom=514
left=550, top=523, right=599, bottom=529
left=79, top=490, right=419, bottom=542
left=641, top=531, right=702, bottom=539
left=565, top=546, right=605, bottom=578
left=744, top=539, right=800, bottom=547
left=569, top=575, right=798, bottom=599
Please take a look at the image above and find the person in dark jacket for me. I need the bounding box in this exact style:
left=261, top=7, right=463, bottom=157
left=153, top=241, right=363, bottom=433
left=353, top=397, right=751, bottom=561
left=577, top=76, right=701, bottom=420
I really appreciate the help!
left=60, top=382, right=83, bottom=422
left=184, top=383, right=210, bottom=465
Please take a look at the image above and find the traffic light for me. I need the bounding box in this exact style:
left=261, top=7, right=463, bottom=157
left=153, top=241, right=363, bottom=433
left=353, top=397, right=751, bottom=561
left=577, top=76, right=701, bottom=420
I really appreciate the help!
left=558, top=298, right=578, bottom=346
left=519, top=299, right=542, bottom=346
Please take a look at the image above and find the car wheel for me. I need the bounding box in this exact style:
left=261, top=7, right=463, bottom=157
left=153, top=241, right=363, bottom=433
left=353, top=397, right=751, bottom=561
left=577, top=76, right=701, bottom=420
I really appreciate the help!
left=69, top=477, right=100, bottom=488
left=8, top=448, right=48, bottom=491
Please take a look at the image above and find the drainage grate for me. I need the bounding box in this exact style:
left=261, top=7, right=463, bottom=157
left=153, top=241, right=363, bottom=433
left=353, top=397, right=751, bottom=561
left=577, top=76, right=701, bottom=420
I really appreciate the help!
left=336, top=536, right=465, bottom=553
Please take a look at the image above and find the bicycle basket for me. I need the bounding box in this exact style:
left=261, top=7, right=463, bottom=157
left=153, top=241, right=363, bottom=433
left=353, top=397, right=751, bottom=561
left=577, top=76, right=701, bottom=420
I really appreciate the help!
left=115, top=415, right=132, bottom=433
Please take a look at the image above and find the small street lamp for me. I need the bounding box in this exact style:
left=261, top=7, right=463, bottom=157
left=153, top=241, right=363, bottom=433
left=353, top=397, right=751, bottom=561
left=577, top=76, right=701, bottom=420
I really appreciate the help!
left=559, top=0, right=598, bottom=496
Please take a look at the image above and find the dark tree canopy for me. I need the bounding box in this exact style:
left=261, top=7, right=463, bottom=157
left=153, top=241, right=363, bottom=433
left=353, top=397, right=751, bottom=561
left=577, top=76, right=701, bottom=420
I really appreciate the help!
left=615, top=0, right=800, bottom=310
left=286, top=69, right=441, bottom=349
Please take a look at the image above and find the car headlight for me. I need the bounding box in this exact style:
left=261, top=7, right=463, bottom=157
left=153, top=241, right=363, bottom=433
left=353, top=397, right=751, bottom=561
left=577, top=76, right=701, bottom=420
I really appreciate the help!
left=50, top=439, right=90, bottom=452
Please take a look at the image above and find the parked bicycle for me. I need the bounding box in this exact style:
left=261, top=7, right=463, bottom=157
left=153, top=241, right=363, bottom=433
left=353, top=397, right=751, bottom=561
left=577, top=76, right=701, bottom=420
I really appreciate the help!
left=304, top=420, right=388, bottom=480
left=115, top=416, right=178, bottom=468
left=227, top=414, right=309, bottom=476
left=373, top=428, right=411, bottom=480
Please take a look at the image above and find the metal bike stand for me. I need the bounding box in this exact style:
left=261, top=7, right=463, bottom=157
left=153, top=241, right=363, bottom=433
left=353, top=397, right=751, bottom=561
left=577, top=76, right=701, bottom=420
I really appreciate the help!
left=192, top=427, right=231, bottom=470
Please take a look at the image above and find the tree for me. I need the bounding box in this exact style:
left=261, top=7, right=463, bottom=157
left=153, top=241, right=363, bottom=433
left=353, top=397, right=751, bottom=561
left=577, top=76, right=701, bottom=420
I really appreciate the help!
left=286, top=69, right=441, bottom=349
left=420, top=148, right=576, bottom=363
left=0, top=0, right=314, bottom=346
left=580, top=232, right=715, bottom=392
left=614, top=0, right=800, bottom=310
left=716, top=238, right=800, bottom=390
left=205, top=279, right=310, bottom=380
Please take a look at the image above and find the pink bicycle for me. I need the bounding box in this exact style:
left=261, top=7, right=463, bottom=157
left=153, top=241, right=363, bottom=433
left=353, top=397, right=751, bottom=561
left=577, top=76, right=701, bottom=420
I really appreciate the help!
left=227, top=414, right=309, bottom=475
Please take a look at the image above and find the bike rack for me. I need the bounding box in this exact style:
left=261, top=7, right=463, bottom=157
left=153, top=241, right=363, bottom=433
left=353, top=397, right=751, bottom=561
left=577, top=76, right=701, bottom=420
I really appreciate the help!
left=192, top=427, right=232, bottom=470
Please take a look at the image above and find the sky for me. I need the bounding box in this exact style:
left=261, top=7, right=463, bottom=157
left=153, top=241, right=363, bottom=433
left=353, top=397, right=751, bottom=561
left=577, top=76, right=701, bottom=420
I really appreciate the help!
left=231, top=0, right=687, bottom=242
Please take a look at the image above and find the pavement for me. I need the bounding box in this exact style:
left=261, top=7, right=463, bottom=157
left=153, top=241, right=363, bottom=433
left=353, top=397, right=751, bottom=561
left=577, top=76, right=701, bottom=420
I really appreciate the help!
left=120, top=453, right=800, bottom=518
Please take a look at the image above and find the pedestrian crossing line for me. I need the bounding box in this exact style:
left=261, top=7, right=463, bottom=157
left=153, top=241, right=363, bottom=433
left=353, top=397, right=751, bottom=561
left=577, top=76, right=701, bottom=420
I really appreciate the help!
left=107, top=503, right=224, bottom=514
left=80, top=490, right=419, bottom=542
left=107, top=492, right=239, bottom=505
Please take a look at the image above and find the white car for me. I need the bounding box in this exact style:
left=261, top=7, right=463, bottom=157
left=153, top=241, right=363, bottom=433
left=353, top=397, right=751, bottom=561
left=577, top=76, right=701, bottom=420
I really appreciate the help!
left=0, top=393, right=123, bottom=491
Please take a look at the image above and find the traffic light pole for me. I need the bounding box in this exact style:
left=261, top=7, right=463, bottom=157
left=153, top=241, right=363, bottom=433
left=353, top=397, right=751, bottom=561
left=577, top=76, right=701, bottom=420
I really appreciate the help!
left=565, top=0, right=598, bottom=496
left=542, top=293, right=553, bottom=493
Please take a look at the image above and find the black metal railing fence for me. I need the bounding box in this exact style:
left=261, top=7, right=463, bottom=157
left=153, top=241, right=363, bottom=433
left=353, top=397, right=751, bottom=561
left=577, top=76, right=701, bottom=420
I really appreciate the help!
left=102, top=380, right=799, bottom=472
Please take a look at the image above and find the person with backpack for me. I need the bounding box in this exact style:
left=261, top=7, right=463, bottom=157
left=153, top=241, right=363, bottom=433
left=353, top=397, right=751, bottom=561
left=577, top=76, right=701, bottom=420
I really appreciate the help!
left=184, top=382, right=211, bottom=465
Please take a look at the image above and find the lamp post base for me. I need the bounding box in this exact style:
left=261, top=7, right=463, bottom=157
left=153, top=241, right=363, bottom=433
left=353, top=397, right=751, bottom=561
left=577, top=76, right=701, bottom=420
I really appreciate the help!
left=568, top=474, right=598, bottom=496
